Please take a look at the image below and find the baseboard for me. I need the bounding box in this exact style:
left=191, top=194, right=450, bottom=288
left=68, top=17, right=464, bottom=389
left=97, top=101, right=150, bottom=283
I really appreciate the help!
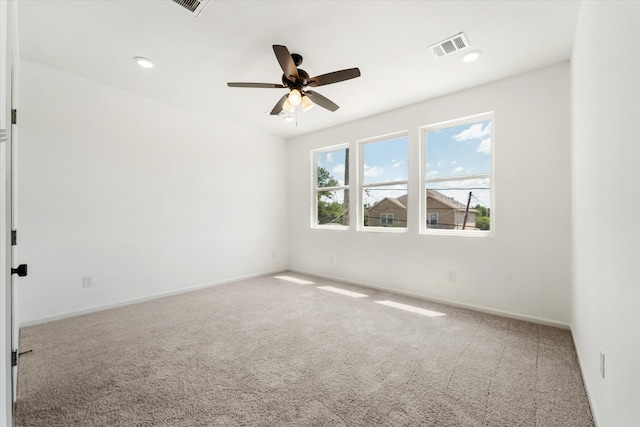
left=21, top=267, right=571, bottom=331
left=20, top=269, right=287, bottom=328
left=571, top=332, right=602, bottom=427
left=288, top=268, right=571, bottom=330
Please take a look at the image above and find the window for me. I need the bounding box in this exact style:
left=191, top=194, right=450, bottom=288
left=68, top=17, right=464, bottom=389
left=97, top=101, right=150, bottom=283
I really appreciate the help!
left=313, top=146, right=349, bottom=227
left=422, top=113, right=493, bottom=232
left=360, top=133, right=409, bottom=229
left=380, top=213, right=394, bottom=226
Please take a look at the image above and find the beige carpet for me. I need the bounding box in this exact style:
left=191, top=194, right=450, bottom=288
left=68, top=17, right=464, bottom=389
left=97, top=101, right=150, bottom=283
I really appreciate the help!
left=14, top=273, right=594, bottom=426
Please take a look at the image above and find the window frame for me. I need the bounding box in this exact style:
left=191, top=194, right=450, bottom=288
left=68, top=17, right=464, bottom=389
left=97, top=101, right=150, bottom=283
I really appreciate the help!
left=357, top=131, right=409, bottom=233
left=420, top=112, right=495, bottom=236
left=311, top=144, right=350, bottom=229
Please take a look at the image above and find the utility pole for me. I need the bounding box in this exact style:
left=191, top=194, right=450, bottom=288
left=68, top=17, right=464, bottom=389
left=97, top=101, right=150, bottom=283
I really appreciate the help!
left=343, top=149, right=349, bottom=225
left=462, top=191, right=472, bottom=230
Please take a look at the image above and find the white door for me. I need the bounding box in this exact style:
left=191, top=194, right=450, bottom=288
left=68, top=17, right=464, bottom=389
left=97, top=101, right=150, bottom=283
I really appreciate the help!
left=10, top=66, right=19, bottom=405
left=0, top=66, right=14, bottom=427
left=1, top=1, right=18, bottom=424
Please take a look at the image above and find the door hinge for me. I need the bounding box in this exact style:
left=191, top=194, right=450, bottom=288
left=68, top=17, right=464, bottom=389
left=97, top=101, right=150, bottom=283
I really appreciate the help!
left=11, top=350, right=17, bottom=367
left=11, top=109, right=17, bottom=125
left=11, top=264, right=28, bottom=277
left=11, top=230, right=17, bottom=246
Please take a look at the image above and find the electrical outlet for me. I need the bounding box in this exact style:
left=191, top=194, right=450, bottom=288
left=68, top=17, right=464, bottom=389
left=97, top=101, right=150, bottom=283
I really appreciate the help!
left=448, top=271, right=456, bottom=282
left=82, top=276, right=93, bottom=288
left=600, top=350, right=605, bottom=379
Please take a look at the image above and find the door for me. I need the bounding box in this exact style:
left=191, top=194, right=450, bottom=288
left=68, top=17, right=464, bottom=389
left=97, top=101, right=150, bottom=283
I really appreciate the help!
left=0, top=96, right=13, bottom=426
left=1, top=1, right=18, bottom=423
left=0, top=69, right=14, bottom=427
left=10, top=66, right=19, bottom=405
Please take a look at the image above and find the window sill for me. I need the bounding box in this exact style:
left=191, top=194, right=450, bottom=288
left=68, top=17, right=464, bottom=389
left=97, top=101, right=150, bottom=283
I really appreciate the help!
left=420, top=229, right=494, bottom=237
left=312, top=224, right=350, bottom=230
left=358, top=227, right=408, bottom=233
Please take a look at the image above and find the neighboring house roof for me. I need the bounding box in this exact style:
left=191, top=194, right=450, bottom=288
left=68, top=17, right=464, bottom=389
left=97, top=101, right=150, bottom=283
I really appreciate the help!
left=385, top=197, right=406, bottom=209
left=426, top=190, right=478, bottom=212
left=370, top=190, right=478, bottom=212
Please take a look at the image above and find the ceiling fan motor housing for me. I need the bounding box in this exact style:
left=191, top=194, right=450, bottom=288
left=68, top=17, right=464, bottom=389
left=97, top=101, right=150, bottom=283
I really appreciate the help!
left=282, top=68, right=309, bottom=88
left=291, top=53, right=303, bottom=66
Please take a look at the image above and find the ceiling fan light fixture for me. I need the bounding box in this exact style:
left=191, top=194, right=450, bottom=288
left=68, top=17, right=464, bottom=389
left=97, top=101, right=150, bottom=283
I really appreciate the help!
left=282, top=98, right=295, bottom=112
left=288, top=89, right=302, bottom=106
left=301, top=95, right=314, bottom=112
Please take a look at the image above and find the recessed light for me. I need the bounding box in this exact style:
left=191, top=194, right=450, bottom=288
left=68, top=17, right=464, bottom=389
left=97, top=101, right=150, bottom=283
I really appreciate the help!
left=462, top=50, right=481, bottom=63
left=134, top=57, right=154, bottom=68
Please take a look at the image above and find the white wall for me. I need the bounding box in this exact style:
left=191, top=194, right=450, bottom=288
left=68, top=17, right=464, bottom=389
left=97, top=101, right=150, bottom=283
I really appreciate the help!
left=571, top=2, right=640, bottom=426
left=17, top=59, right=288, bottom=325
left=288, top=63, right=572, bottom=326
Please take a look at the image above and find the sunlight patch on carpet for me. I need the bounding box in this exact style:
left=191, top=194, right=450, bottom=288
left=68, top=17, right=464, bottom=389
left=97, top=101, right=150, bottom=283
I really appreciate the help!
left=375, top=300, right=446, bottom=317
left=317, top=286, right=368, bottom=298
left=274, top=275, right=315, bottom=285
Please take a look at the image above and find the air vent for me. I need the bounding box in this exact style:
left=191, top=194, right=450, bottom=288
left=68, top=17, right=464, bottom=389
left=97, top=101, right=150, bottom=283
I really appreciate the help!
left=428, top=32, right=470, bottom=58
left=0, top=129, right=7, bottom=143
left=170, top=0, right=211, bottom=17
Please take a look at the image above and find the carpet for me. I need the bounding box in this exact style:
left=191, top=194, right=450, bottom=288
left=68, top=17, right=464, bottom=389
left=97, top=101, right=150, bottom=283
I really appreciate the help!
left=14, top=272, right=594, bottom=426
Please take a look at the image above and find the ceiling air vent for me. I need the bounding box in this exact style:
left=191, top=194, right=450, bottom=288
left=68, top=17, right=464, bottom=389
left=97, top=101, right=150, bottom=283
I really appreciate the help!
left=170, top=0, right=211, bottom=17
left=428, top=32, right=470, bottom=58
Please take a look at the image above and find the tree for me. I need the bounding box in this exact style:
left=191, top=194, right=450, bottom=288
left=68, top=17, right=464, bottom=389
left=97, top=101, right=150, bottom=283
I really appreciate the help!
left=473, top=204, right=489, bottom=217
left=317, top=166, right=339, bottom=192
left=476, top=216, right=490, bottom=230
left=473, top=204, right=490, bottom=230
left=317, top=166, right=344, bottom=224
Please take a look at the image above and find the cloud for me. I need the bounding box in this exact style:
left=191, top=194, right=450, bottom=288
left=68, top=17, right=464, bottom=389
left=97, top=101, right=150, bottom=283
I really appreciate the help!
left=428, top=177, right=491, bottom=206
left=453, top=122, right=491, bottom=141
left=477, top=137, right=491, bottom=154
left=325, top=152, right=333, bottom=162
left=392, top=160, right=404, bottom=168
left=451, top=160, right=457, bottom=165
left=437, top=160, right=445, bottom=168
left=426, top=170, right=440, bottom=178
left=332, top=164, right=345, bottom=175
left=363, top=165, right=384, bottom=177
left=452, top=166, right=465, bottom=173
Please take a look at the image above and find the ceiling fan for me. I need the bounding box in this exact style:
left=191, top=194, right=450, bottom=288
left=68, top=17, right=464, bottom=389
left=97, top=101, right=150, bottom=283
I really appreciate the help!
left=227, top=45, right=361, bottom=115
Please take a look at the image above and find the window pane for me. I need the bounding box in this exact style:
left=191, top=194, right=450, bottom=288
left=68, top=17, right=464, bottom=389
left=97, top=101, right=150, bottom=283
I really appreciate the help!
left=317, top=189, right=349, bottom=226
left=363, top=185, right=408, bottom=228
left=363, top=135, right=408, bottom=185
left=425, top=119, right=491, bottom=179
left=426, top=178, right=490, bottom=230
left=317, top=148, right=349, bottom=187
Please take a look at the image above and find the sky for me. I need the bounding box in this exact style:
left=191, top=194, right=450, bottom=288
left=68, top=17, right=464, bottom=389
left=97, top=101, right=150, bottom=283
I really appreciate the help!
left=426, top=119, right=492, bottom=208
left=316, top=118, right=492, bottom=209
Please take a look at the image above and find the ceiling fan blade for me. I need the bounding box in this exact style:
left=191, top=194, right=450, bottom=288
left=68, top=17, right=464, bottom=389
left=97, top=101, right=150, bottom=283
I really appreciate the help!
left=227, top=82, right=286, bottom=88
left=307, top=68, right=361, bottom=87
left=305, top=91, right=339, bottom=112
left=270, top=94, right=289, bottom=115
left=273, top=45, right=299, bottom=82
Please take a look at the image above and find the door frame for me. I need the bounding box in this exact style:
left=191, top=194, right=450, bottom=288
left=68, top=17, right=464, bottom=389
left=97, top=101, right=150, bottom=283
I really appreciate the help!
left=1, top=1, right=18, bottom=425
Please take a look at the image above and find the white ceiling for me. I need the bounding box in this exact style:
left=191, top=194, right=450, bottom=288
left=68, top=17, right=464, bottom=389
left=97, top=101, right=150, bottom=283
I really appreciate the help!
left=17, top=0, right=581, bottom=139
